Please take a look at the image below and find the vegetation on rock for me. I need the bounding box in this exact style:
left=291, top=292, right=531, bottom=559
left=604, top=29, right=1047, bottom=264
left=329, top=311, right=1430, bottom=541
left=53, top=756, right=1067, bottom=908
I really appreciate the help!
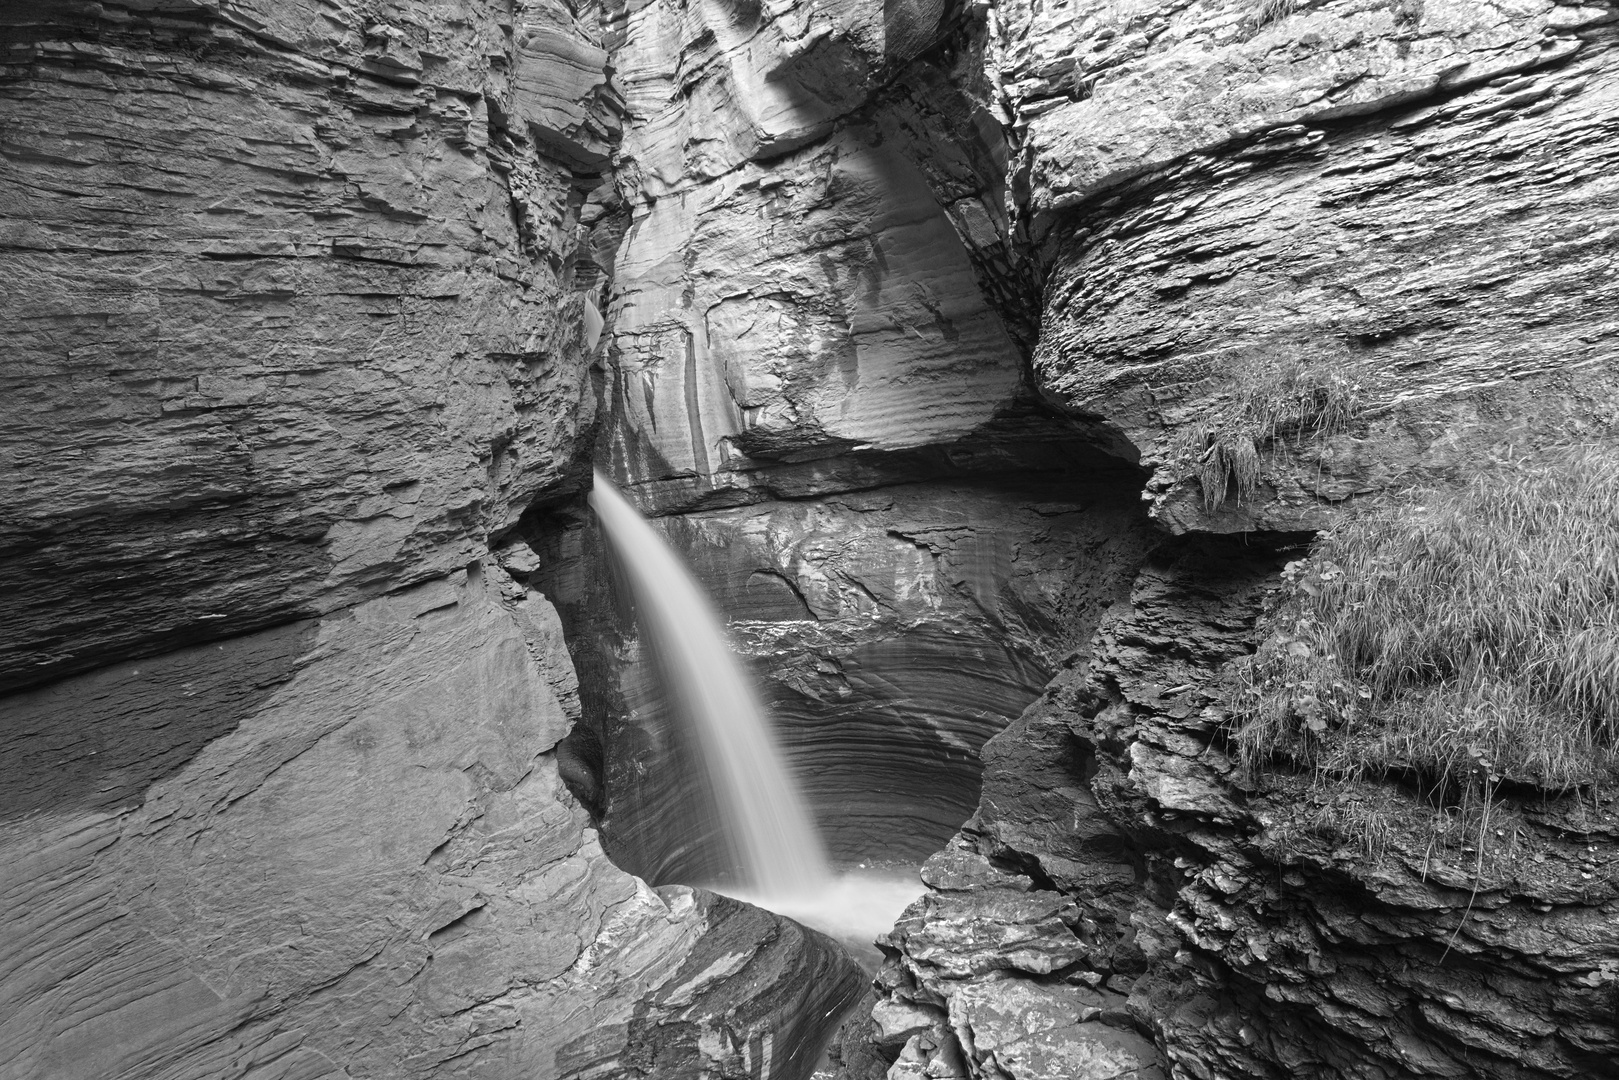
left=1229, top=445, right=1619, bottom=797
left=1183, top=355, right=1361, bottom=509
left=1246, top=0, right=1301, bottom=32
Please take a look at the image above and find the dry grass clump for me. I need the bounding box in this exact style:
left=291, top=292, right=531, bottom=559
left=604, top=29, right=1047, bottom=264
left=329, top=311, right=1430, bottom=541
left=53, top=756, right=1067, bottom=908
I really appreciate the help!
left=1243, top=0, right=1318, bottom=36
left=1229, top=446, right=1619, bottom=793
left=1249, top=0, right=1301, bottom=28
left=1184, top=356, right=1361, bottom=510
left=1191, top=433, right=1262, bottom=510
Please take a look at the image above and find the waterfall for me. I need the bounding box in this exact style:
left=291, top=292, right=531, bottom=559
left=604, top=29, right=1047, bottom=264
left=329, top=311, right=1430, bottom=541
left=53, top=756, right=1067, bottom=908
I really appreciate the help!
left=588, top=470, right=832, bottom=900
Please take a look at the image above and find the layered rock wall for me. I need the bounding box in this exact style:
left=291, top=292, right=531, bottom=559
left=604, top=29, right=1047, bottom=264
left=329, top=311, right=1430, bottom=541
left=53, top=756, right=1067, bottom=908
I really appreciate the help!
left=0, top=0, right=606, bottom=693
left=862, top=2, right=1619, bottom=1078
left=9, top=0, right=1619, bottom=1076
left=548, top=0, right=1154, bottom=891
left=1, top=563, right=858, bottom=1080
left=525, top=473, right=1152, bottom=883
left=1, top=3, right=860, bottom=1077
left=1033, top=16, right=1619, bottom=534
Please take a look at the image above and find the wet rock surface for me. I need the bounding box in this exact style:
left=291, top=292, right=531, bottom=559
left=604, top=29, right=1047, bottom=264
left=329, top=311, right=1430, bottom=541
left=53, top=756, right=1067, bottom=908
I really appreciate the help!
left=524, top=471, right=1153, bottom=883
left=553, top=0, right=1155, bottom=894
left=599, top=0, right=1033, bottom=501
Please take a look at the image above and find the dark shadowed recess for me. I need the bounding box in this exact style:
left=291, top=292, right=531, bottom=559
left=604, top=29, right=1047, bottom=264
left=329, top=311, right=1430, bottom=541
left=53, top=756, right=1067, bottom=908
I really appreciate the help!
left=0, top=618, right=318, bottom=821
left=601, top=398, right=1143, bottom=519
left=0, top=498, right=330, bottom=698
left=763, top=625, right=1052, bottom=864
left=515, top=430, right=1152, bottom=886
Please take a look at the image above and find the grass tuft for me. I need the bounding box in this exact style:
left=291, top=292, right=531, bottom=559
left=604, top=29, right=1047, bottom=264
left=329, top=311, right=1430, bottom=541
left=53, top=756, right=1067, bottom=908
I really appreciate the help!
left=1183, top=355, right=1361, bottom=510
left=1230, top=446, right=1619, bottom=795
left=1248, top=0, right=1301, bottom=30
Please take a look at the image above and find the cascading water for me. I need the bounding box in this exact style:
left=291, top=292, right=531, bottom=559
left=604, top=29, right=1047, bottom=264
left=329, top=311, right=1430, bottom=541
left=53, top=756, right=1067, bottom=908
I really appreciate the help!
left=588, top=469, right=832, bottom=900
left=589, top=469, right=924, bottom=962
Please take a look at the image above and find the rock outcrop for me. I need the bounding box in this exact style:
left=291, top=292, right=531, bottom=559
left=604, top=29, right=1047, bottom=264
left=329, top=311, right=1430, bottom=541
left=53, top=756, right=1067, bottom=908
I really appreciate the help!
left=857, top=2, right=1619, bottom=1078
left=0, top=0, right=605, bottom=694
left=9, top=0, right=1619, bottom=1076
left=1, top=562, right=860, bottom=1079
left=1, top=3, right=860, bottom=1077
left=875, top=533, right=1619, bottom=1079
left=554, top=0, right=1619, bottom=1069
left=1027, top=2, right=1619, bottom=535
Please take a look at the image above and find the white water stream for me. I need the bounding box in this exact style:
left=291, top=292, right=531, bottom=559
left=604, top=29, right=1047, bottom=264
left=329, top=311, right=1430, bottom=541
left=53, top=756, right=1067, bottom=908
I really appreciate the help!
left=589, top=470, right=921, bottom=956
left=589, top=469, right=831, bottom=897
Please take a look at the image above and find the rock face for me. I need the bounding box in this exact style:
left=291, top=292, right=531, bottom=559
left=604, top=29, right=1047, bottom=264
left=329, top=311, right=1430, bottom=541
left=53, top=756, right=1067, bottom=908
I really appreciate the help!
left=9, top=0, right=1619, bottom=1076
left=0, top=0, right=603, bottom=695
left=525, top=471, right=1152, bottom=883
left=877, top=535, right=1619, bottom=1079
left=1009, top=0, right=1604, bottom=215
left=600, top=0, right=1030, bottom=502
left=1026, top=3, right=1619, bottom=535
left=854, top=1, right=1619, bottom=1077
left=553, top=0, right=1151, bottom=893
left=553, top=0, right=1619, bottom=1069
left=1, top=3, right=860, bottom=1077
left=0, top=564, right=860, bottom=1079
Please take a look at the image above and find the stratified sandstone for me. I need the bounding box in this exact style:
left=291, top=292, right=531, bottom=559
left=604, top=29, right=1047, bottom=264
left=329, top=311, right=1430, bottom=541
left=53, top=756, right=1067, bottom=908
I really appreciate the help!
left=1, top=3, right=860, bottom=1078
left=598, top=0, right=1052, bottom=512
left=1027, top=4, right=1619, bottom=533
left=0, top=564, right=860, bottom=1079
left=0, top=0, right=600, bottom=694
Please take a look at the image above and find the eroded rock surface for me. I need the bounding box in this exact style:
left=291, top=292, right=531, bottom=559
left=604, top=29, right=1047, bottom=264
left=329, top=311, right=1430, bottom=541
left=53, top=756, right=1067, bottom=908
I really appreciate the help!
left=0, top=0, right=602, bottom=693
left=1, top=565, right=861, bottom=1078
left=1028, top=10, right=1619, bottom=533
left=855, top=3, right=1619, bottom=1078
left=11, top=0, right=1619, bottom=1076
left=554, top=0, right=1152, bottom=893
left=1007, top=0, right=1607, bottom=215
left=597, top=0, right=1064, bottom=515
left=875, top=536, right=1619, bottom=1078
left=1, top=3, right=861, bottom=1077
left=525, top=472, right=1152, bottom=882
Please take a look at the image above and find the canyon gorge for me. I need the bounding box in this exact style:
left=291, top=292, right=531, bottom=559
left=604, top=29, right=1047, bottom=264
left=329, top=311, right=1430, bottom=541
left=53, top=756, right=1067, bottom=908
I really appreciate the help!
left=3, top=0, right=1619, bottom=1078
